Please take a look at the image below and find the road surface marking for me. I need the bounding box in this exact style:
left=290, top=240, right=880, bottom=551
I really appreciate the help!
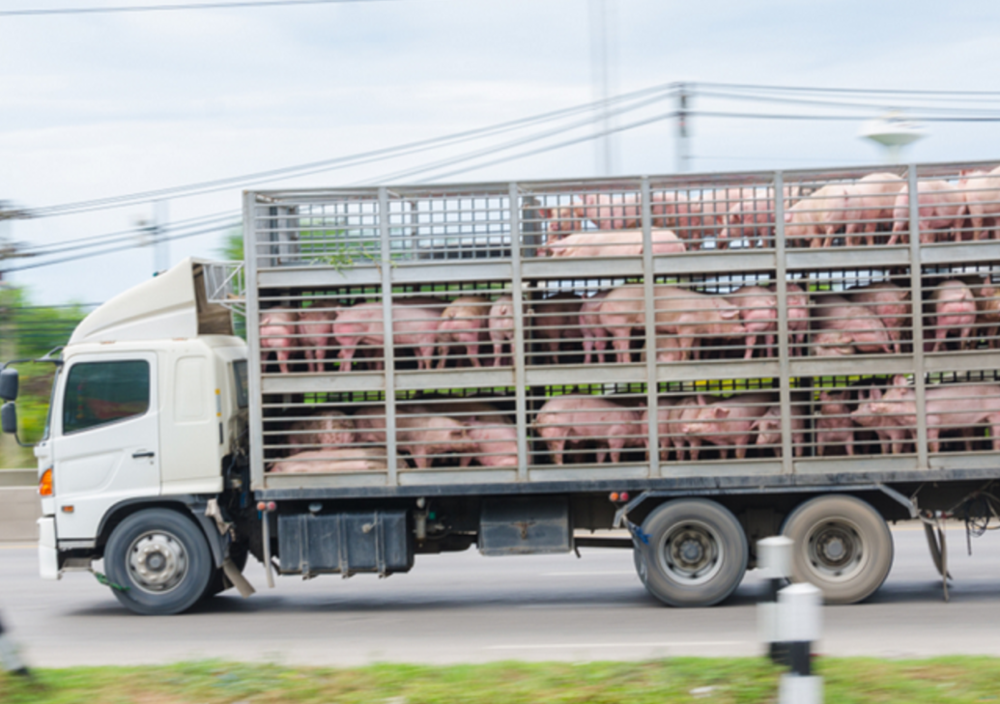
left=487, top=641, right=745, bottom=650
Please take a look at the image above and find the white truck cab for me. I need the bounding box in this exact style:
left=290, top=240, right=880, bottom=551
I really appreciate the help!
left=3, top=258, right=249, bottom=613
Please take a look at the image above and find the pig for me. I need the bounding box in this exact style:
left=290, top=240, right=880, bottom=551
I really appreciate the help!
left=545, top=229, right=686, bottom=258
left=651, top=191, right=698, bottom=246
left=488, top=295, right=516, bottom=367
left=751, top=403, right=806, bottom=458
left=974, top=276, right=1000, bottom=347
left=652, top=285, right=746, bottom=360
left=870, top=376, right=1000, bottom=454
left=268, top=447, right=401, bottom=473
left=668, top=396, right=706, bottom=462
left=783, top=184, right=852, bottom=248
left=428, top=401, right=518, bottom=468
left=436, top=296, right=492, bottom=369
left=930, top=280, right=976, bottom=352
left=842, top=173, right=906, bottom=246
left=531, top=293, right=582, bottom=365
left=538, top=202, right=586, bottom=238
left=846, top=282, right=909, bottom=354
left=296, top=303, right=339, bottom=373
left=717, top=185, right=801, bottom=249
left=639, top=334, right=685, bottom=363
left=679, top=392, right=774, bottom=461
left=260, top=309, right=298, bottom=374
left=581, top=192, right=641, bottom=230
left=352, top=403, right=429, bottom=445
left=810, top=329, right=857, bottom=357
left=730, top=285, right=777, bottom=359
left=688, top=187, right=751, bottom=247
left=334, top=301, right=442, bottom=372
left=534, top=395, right=645, bottom=465
left=396, top=413, right=473, bottom=469
left=597, top=285, right=647, bottom=364
left=888, top=180, right=966, bottom=245
left=579, top=290, right=611, bottom=365
left=815, top=390, right=855, bottom=456
left=286, top=409, right=355, bottom=450
left=851, top=387, right=910, bottom=456
left=959, top=165, right=1000, bottom=241
left=811, top=295, right=893, bottom=355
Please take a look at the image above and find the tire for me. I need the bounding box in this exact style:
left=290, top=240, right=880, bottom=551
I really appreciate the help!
left=201, top=540, right=249, bottom=601
left=781, top=494, right=893, bottom=605
left=632, top=541, right=648, bottom=585
left=637, top=499, right=748, bottom=607
left=104, top=508, right=214, bottom=616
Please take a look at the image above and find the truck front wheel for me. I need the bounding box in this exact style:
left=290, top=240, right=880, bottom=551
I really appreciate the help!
left=104, top=508, right=214, bottom=615
left=781, top=495, right=893, bottom=605
left=637, top=499, right=748, bottom=607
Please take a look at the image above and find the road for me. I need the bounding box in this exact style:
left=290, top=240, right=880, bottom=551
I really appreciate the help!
left=4, top=523, right=1000, bottom=668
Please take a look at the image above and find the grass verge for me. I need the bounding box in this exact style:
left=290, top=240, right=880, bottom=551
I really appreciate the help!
left=2, top=657, right=1000, bottom=703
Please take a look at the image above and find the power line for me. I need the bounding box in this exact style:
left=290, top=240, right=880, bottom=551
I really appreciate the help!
left=0, top=0, right=391, bottom=17
left=696, top=82, right=1000, bottom=98
left=25, top=83, right=680, bottom=219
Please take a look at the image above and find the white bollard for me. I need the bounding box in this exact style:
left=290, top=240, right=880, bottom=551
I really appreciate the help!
left=757, top=536, right=794, bottom=661
left=776, top=583, right=822, bottom=704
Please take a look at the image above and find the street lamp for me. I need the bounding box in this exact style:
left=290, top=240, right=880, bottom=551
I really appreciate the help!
left=859, top=111, right=926, bottom=165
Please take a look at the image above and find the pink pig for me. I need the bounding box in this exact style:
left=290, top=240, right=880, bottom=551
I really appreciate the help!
left=816, top=390, right=855, bottom=456
left=846, top=282, right=909, bottom=354
left=812, top=295, right=893, bottom=355
left=730, top=285, right=777, bottom=359
left=534, top=395, right=645, bottom=465
left=842, top=173, right=906, bottom=246
left=488, top=295, right=516, bottom=367
left=334, top=301, right=442, bottom=372
left=297, top=303, right=339, bottom=373
left=581, top=193, right=641, bottom=230
left=783, top=184, right=852, bottom=249
left=889, top=180, right=966, bottom=245
left=286, top=409, right=355, bottom=450
left=436, top=296, right=492, bottom=369
left=545, top=229, right=686, bottom=258
left=260, top=309, right=299, bottom=374
left=959, top=165, right=1000, bottom=241
left=679, top=392, right=774, bottom=461
left=579, top=290, right=612, bottom=365
left=751, top=403, right=806, bottom=458
left=930, top=280, right=977, bottom=352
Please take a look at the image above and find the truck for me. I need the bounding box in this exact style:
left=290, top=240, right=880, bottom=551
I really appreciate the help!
left=4, top=162, right=1000, bottom=615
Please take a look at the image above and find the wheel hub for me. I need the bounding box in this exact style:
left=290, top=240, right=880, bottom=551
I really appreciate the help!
left=127, top=532, right=188, bottom=593
left=661, top=523, right=721, bottom=584
left=810, top=523, right=860, bottom=573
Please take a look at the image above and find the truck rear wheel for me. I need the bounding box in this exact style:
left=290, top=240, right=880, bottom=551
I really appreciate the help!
left=781, top=495, right=893, bottom=605
left=104, top=508, right=214, bottom=615
left=637, top=499, right=748, bottom=607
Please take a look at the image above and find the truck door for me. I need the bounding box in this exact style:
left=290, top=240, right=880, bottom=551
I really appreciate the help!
left=52, top=353, right=160, bottom=541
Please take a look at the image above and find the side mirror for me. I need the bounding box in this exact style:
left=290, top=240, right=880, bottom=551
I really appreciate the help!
left=1, top=402, right=16, bottom=435
left=0, top=368, right=18, bottom=402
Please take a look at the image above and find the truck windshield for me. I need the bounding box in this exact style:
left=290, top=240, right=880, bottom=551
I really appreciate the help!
left=42, top=366, right=61, bottom=442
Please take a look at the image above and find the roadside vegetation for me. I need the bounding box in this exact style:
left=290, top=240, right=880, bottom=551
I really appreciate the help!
left=4, top=657, right=1000, bottom=703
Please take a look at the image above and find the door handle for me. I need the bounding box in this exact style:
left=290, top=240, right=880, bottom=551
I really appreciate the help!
left=132, top=451, right=155, bottom=459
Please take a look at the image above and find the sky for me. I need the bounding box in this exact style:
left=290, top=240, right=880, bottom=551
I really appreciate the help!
left=2, top=0, right=1000, bottom=305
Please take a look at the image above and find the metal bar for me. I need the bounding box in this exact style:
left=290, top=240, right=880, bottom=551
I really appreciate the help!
left=640, top=176, right=660, bottom=478
left=378, top=186, right=400, bottom=486
left=509, top=183, right=529, bottom=481
left=244, top=193, right=266, bottom=490
left=906, top=165, right=929, bottom=469
left=773, top=171, right=794, bottom=472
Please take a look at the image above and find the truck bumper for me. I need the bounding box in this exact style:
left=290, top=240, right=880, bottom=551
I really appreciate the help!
left=37, top=517, right=60, bottom=580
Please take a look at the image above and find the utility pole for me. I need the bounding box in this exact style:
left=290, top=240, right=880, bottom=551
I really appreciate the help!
left=589, top=0, right=617, bottom=176
left=676, top=83, right=691, bottom=173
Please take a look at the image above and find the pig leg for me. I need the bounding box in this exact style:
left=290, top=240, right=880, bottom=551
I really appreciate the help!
left=582, top=338, right=594, bottom=366
left=927, top=425, right=941, bottom=454
left=276, top=350, right=292, bottom=375
left=687, top=439, right=702, bottom=462
left=546, top=438, right=566, bottom=465
left=610, top=334, right=632, bottom=364
left=492, top=341, right=504, bottom=367
left=961, top=427, right=976, bottom=452
left=460, top=453, right=473, bottom=468
left=744, top=334, right=757, bottom=360
left=466, top=343, right=481, bottom=367
left=607, top=437, right=626, bottom=464
left=845, top=433, right=855, bottom=456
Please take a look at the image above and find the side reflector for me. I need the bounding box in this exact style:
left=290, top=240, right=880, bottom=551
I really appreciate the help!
left=39, top=468, right=53, bottom=497
left=61, top=505, right=74, bottom=514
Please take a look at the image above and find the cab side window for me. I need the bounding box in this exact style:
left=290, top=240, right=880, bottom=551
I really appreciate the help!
left=63, top=361, right=150, bottom=434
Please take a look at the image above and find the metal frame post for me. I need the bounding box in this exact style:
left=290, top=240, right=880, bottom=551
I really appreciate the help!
left=906, top=166, right=929, bottom=468
left=378, top=187, right=400, bottom=485
left=244, top=192, right=266, bottom=491
left=640, top=177, right=661, bottom=478
left=773, top=172, right=794, bottom=472
left=509, top=183, right=530, bottom=481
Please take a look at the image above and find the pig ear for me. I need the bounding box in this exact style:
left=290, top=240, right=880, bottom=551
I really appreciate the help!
left=784, top=212, right=792, bottom=223
left=871, top=387, right=882, bottom=400
left=696, top=394, right=707, bottom=406
left=713, top=407, right=731, bottom=419
left=538, top=208, right=552, bottom=219
left=750, top=418, right=761, bottom=430
left=720, top=308, right=740, bottom=320
left=892, top=375, right=908, bottom=387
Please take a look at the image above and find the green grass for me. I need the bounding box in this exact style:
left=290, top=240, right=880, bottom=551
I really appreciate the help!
left=4, top=657, right=1000, bottom=704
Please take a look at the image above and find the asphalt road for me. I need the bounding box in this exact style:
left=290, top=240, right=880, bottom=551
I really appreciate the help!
left=4, top=523, right=1000, bottom=668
